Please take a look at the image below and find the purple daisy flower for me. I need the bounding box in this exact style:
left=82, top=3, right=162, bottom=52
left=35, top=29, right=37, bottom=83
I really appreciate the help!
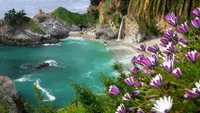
left=150, top=74, right=163, bottom=88
left=147, top=44, right=160, bottom=53
left=141, top=57, right=152, bottom=68
left=179, top=37, right=188, bottom=44
left=185, top=50, right=199, bottom=63
left=161, top=54, right=174, bottom=72
left=116, top=104, right=126, bottom=113
left=172, top=67, right=182, bottom=78
left=191, top=17, right=200, bottom=29
left=192, top=7, right=200, bottom=17
left=168, top=17, right=179, bottom=26
left=165, top=42, right=177, bottom=53
left=131, top=66, right=139, bottom=74
left=122, top=93, right=132, bottom=102
left=131, top=54, right=145, bottom=65
left=131, top=88, right=140, bottom=96
left=109, top=85, right=120, bottom=95
left=137, top=43, right=146, bottom=51
left=124, top=76, right=135, bottom=86
left=176, top=22, right=189, bottom=33
left=184, top=80, right=200, bottom=98
left=165, top=12, right=175, bottom=21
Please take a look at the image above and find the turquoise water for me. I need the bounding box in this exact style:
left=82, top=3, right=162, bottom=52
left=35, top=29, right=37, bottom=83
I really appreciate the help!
left=0, top=37, right=114, bottom=108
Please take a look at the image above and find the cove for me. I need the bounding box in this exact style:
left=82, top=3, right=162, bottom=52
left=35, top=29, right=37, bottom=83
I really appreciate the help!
left=0, top=37, right=115, bottom=108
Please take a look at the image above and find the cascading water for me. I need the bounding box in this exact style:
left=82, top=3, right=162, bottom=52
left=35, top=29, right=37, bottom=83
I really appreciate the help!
left=117, top=16, right=125, bottom=41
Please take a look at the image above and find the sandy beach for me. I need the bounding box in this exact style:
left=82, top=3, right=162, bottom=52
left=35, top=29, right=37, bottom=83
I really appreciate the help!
left=68, top=31, right=162, bottom=72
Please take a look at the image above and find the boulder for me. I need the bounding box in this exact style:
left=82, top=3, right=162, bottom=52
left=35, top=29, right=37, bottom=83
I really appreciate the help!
left=123, top=16, right=158, bottom=43
left=95, top=24, right=118, bottom=40
left=70, top=25, right=81, bottom=31
left=0, top=75, right=25, bottom=113
left=35, top=62, right=49, bottom=69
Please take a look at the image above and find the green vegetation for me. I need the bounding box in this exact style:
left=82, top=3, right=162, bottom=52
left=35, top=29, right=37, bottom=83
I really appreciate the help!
left=102, top=0, right=112, bottom=9
left=87, top=8, right=99, bottom=25
left=57, top=103, right=85, bottom=113
left=24, top=85, right=56, bottom=113
left=0, top=98, right=9, bottom=113
left=4, top=9, right=29, bottom=26
left=136, top=17, right=160, bottom=36
left=25, top=20, right=46, bottom=34
left=3, top=8, right=45, bottom=34
left=52, top=7, right=88, bottom=25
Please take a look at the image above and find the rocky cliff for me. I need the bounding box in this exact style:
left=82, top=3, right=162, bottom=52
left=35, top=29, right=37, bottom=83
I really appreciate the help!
left=0, top=75, right=25, bottom=113
left=0, top=9, right=70, bottom=46
left=124, top=0, right=200, bottom=43
left=89, top=0, right=200, bottom=43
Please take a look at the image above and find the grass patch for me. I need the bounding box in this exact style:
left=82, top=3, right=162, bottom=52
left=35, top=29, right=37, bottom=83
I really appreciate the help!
left=102, top=0, right=112, bottom=9
left=52, top=7, right=88, bottom=25
left=26, top=20, right=46, bottom=34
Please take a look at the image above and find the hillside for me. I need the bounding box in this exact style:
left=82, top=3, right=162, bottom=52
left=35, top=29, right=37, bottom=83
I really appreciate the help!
left=52, top=7, right=88, bottom=25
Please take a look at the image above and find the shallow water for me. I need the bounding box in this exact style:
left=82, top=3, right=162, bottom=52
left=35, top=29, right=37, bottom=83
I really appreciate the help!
left=0, top=37, right=115, bottom=107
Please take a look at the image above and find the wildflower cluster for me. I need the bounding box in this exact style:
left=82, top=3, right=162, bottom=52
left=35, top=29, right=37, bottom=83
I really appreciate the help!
left=109, top=7, right=200, bottom=112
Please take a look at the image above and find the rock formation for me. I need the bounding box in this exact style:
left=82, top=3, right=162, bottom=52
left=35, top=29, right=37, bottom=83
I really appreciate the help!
left=0, top=75, right=25, bottom=113
left=95, top=24, right=118, bottom=39
left=0, top=26, right=60, bottom=46
left=0, top=9, right=70, bottom=46
left=33, top=10, right=70, bottom=39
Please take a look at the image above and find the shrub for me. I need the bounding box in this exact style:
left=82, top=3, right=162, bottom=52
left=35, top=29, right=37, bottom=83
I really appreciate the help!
left=4, top=9, right=29, bottom=26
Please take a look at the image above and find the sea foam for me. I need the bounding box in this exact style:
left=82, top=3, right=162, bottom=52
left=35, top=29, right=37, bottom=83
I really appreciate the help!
left=14, top=74, right=34, bottom=82
left=45, top=60, right=58, bottom=67
left=43, top=42, right=61, bottom=46
left=34, top=79, right=56, bottom=102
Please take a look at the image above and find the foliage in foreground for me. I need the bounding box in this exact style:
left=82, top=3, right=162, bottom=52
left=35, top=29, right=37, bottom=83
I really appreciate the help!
left=70, top=7, right=200, bottom=113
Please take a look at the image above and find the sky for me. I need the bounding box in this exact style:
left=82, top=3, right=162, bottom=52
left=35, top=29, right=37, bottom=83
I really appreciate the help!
left=0, top=0, right=90, bottom=19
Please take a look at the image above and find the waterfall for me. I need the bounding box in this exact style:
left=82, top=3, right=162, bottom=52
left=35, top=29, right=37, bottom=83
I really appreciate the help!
left=117, top=16, right=125, bottom=41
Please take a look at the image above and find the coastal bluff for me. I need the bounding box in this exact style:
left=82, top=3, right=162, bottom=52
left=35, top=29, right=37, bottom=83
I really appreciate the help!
left=0, top=75, right=25, bottom=113
left=0, top=9, right=70, bottom=46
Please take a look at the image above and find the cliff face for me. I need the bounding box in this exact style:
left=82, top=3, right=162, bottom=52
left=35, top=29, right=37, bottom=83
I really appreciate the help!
left=124, top=0, right=200, bottom=43
left=90, top=0, right=200, bottom=42
left=128, top=0, right=200, bottom=25
left=0, top=75, right=25, bottom=113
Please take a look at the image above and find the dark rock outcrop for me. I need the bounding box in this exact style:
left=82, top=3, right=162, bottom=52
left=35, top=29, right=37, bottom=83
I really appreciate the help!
left=0, top=75, right=25, bottom=113
left=0, top=26, right=60, bottom=46
left=35, top=62, right=50, bottom=69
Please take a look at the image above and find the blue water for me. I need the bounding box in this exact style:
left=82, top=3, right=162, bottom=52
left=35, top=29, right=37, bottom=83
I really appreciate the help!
left=0, top=0, right=90, bottom=18
left=0, top=37, right=115, bottom=108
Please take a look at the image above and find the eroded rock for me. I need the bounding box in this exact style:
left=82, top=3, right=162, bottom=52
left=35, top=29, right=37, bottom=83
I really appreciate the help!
left=0, top=75, right=25, bottom=113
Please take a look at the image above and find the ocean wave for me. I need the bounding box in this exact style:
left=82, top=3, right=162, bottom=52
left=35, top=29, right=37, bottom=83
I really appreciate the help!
left=34, top=79, right=56, bottom=102
left=45, top=60, right=58, bottom=67
left=67, top=41, right=87, bottom=45
left=43, top=42, right=61, bottom=46
left=66, top=37, right=84, bottom=41
left=20, top=63, right=30, bottom=69
left=14, top=74, right=34, bottom=82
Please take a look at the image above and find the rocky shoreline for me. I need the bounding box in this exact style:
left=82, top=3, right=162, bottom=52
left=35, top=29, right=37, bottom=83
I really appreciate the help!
left=0, top=75, right=25, bottom=113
